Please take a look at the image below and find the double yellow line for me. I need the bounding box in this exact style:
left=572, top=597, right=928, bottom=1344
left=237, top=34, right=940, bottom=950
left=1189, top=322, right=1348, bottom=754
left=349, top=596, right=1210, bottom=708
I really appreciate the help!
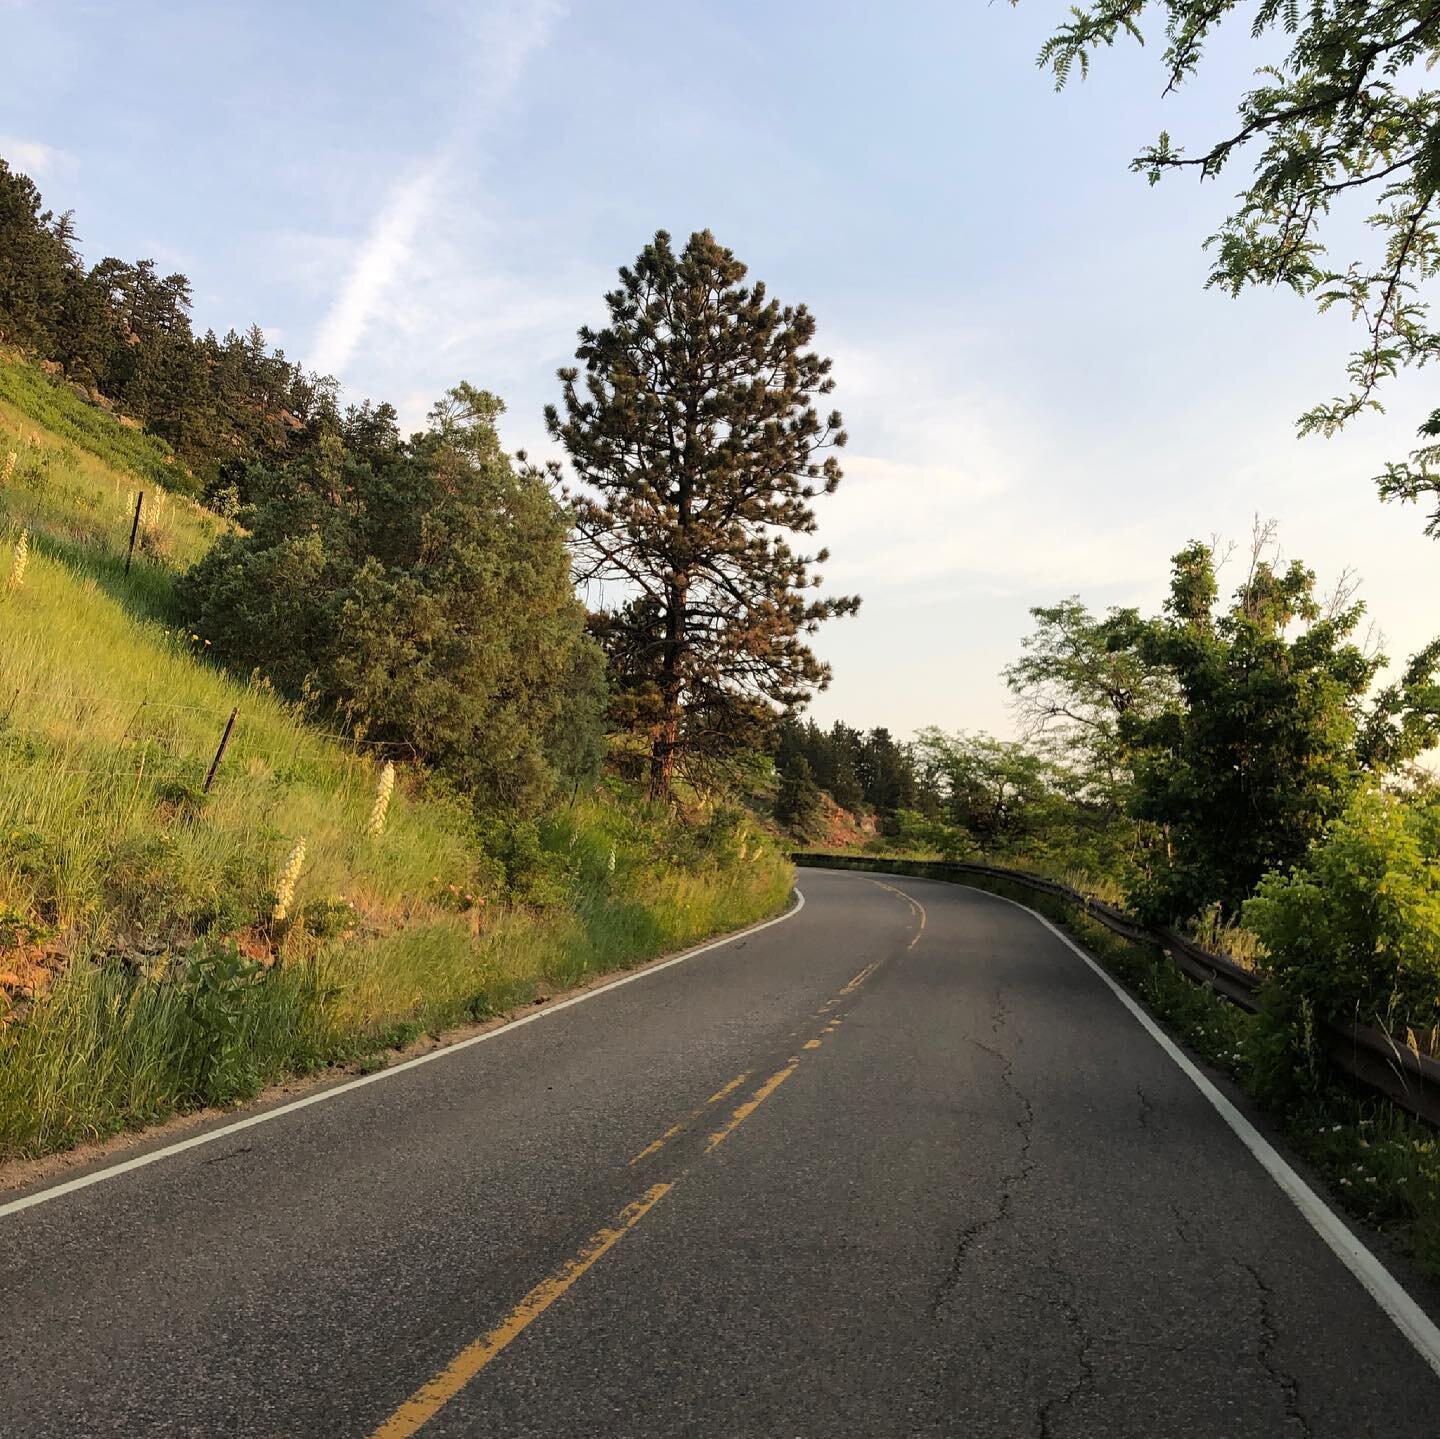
left=369, top=901, right=924, bottom=1438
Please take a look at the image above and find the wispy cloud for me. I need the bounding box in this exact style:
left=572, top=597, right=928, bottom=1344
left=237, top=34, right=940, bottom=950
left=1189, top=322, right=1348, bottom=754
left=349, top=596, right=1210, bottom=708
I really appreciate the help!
left=0, top=136, right=76, bottom=179
left=311, top=160, right=447, bottom=378
left=310, top=0, right=564, bottom=380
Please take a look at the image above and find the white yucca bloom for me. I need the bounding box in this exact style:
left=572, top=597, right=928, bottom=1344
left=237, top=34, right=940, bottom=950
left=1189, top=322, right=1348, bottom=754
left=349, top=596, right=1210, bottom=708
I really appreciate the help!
left=1, top=451, right=15, bottom=484
left=272, top=837, right=307, bottom=922
left=366, top=761, right=396, bottom=837
left=7, top=530, right=28, bottom=590
left=606, top=844, right=616, bottom=875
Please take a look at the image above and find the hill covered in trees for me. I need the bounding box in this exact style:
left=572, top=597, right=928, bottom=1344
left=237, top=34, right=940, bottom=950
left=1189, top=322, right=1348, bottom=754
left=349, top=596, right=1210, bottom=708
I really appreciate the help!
left=0, top=156, right=869, bottom=1160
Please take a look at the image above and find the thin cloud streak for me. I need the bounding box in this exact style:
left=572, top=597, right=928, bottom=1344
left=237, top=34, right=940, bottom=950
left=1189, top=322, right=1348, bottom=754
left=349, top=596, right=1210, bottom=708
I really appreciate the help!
left=311, top=160, right=446, bottom=378
left=309, top=0, right=564, bottom=381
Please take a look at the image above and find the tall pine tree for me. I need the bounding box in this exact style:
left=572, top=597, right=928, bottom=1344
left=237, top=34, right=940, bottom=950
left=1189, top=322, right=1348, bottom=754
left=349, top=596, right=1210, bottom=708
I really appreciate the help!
left=546, top=229, right=859, bottom=797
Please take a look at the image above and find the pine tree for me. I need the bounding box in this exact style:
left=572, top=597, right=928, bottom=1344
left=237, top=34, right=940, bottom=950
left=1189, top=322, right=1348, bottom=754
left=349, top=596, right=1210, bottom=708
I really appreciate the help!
left=774, top=755, right=822, bottom=837
left=545, top=229, right=859, bottom=798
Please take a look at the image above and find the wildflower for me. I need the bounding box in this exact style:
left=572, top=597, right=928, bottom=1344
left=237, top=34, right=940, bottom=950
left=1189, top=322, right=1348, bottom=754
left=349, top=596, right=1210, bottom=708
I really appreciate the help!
left=366, top=762, right=396, bottom=837
left=1, top=451, right=14, bottom=484
left=607, top=844, right=616, bottom=875
left=7, top=530, right=28, bottom=590
left=272, top=837, right=307, bottom=922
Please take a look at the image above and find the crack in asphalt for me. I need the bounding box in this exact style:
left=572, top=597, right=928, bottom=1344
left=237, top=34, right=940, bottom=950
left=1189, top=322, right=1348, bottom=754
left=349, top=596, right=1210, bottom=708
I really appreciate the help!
left=930, top=1029, right=1036, bottom=1320
left=1034, top=1259, right=1099, bottom=1439
left=1237, top=1260, right=1314, bottom=1437
left=1169, top=1198, right=1201, bottom=1250
left=1136, top=1083, right=1155, bottom=1130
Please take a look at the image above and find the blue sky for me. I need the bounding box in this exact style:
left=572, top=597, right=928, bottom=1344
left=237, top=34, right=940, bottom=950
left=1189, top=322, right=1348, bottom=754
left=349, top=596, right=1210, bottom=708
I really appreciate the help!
left=4, top=0, right=1436, bottom=738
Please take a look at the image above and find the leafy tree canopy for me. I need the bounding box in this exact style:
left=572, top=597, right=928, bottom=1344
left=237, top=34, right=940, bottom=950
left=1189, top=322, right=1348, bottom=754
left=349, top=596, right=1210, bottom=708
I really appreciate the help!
left=913, top=728, right=1061, bottom=852
left=1120, top=533, right=1439, bottom=921
left=1020, top=0, right=1440, bottom=529
left=1004, top=596, right=1180, bottom=810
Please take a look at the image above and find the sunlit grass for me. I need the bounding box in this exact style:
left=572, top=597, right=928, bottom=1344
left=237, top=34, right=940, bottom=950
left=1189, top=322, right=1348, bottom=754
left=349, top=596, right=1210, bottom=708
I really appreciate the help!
left=0, top=359, right=794, bottom=1161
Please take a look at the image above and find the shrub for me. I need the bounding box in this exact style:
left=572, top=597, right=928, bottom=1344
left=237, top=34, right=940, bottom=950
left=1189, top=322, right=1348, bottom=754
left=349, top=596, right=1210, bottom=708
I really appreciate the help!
left=180, top=385, right=603, bottom=813
left=1245, top=786, right=1440, bottom=1031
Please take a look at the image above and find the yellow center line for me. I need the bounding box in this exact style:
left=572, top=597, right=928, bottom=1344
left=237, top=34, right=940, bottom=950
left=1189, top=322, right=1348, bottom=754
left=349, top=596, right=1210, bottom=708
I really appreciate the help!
left=368, top=1182, right=673, bottom=1439
left=838, top=961, right=878, bottom=995
left=867, top=878, right=929, bottom=951
left=907, top=895, right=927, bottom=950
left=705, top=1058, right=800, bottom=1153
left=706, top=1069, right=752, bottom=1105
left=627, top=1068, right=752, bottom=1165
left=371, top=959, right=882, bottom=1433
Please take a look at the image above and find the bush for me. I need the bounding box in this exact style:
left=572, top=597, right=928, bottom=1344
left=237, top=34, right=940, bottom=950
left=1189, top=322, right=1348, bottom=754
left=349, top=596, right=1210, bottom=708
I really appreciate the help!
left=1245, top=786, right=1440, bottom=1031
left=180, top=385, right=603, bottom=813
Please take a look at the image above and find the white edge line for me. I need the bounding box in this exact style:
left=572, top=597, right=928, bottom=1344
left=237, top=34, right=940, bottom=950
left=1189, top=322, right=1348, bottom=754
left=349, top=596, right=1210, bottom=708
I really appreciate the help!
left=0, top=887, right=807, bottom=1222
left=966, top=881, right=1440, bottom=1382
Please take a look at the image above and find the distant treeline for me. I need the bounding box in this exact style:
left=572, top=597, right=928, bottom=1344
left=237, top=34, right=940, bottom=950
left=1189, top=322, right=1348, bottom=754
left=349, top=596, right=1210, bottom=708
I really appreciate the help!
left=0, top=157, right=332, bottom=497
left=774, top=718, right=928, bottom=818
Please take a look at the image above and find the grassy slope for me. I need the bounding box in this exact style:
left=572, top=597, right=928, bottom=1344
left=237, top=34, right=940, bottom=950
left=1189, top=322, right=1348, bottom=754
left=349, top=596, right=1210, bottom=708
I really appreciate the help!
left=0, top=359, right=792, bottom=1160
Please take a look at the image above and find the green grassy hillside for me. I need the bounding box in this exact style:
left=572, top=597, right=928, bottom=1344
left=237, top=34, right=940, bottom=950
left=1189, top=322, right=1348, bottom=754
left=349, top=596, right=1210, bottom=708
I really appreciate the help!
left=0, top=358, right=791, bottom=1160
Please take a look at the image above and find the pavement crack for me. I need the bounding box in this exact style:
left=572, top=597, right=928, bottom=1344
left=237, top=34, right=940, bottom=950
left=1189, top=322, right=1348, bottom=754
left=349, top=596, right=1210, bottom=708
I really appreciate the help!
left=1236, top=1260, right=1313, bottom=1437
left=1136, top=1083, right=1154, bottom=1130
left=930, top=1032, right=1035, bottom=1320
left=1168, top=1199, right=1202, bottom=1250
left=1035, top=1261, right=1098, bottom=1439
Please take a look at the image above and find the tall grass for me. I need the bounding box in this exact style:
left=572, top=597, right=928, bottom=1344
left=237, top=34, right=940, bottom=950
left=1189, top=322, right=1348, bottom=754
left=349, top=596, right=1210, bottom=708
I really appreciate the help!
left=0, top=357, right=794, bottom=1161
left=0, top=354, right=182, bottom=492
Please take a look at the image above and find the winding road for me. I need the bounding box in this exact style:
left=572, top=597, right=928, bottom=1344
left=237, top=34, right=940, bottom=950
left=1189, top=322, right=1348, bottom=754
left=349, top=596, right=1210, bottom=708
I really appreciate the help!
left=6, top=868, right=1440, bottom=1436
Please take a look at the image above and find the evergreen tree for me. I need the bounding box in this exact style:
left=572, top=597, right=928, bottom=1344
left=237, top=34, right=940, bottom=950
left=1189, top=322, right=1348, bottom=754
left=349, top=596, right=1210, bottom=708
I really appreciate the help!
left=774, top=755, right=823, bottom=837
left=181, top=385, right=602, bottom=812
left=545, top=229, right=859, bottom=798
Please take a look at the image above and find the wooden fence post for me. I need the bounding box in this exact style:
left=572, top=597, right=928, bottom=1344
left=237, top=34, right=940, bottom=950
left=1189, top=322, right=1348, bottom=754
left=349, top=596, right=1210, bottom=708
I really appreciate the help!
left=204, top=707, right=238, bottom=793
left=124, top=491, right=144, bottom=575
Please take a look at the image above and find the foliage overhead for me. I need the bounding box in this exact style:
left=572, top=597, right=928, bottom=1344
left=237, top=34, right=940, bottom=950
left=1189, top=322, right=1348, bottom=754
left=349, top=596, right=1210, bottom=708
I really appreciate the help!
left=1020, top=0, right=1440, bottom=530
left=545, top=229, right=859, bottom=797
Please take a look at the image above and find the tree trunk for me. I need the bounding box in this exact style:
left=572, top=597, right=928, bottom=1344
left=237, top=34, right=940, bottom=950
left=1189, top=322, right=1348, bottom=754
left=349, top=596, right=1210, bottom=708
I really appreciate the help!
left=648, top=574, right=688, bottom=800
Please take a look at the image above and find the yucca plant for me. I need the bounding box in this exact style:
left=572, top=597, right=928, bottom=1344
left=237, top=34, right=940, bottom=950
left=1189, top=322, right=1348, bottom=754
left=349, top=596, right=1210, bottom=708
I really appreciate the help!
left=366, top=761, right=396, bottom=837
left=7, top=530, right=28, bottom=591
left=272, top=837, right=307, bottom=922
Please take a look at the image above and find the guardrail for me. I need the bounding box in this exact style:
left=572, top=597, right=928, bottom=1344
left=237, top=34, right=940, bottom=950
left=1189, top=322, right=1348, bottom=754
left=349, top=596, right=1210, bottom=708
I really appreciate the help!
left=794, top=852, right=1440, bottom=1127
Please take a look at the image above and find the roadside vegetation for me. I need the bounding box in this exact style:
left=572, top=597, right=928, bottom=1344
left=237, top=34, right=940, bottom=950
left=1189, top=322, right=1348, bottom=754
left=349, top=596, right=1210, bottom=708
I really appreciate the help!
left=772, top=528, right=1440, bottom=1271
left=0, top=168, right=858, bottom=1161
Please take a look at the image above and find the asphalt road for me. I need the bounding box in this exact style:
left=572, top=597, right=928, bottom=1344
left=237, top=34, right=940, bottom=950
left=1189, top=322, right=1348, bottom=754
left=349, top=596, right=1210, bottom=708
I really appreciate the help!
left=5, top=868, right=1440, bottom=1437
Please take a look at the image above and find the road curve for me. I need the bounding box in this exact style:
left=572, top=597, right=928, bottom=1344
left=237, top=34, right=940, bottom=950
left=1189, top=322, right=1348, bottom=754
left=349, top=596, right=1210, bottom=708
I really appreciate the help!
left=5, top=868, right=1440, bottom=1436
